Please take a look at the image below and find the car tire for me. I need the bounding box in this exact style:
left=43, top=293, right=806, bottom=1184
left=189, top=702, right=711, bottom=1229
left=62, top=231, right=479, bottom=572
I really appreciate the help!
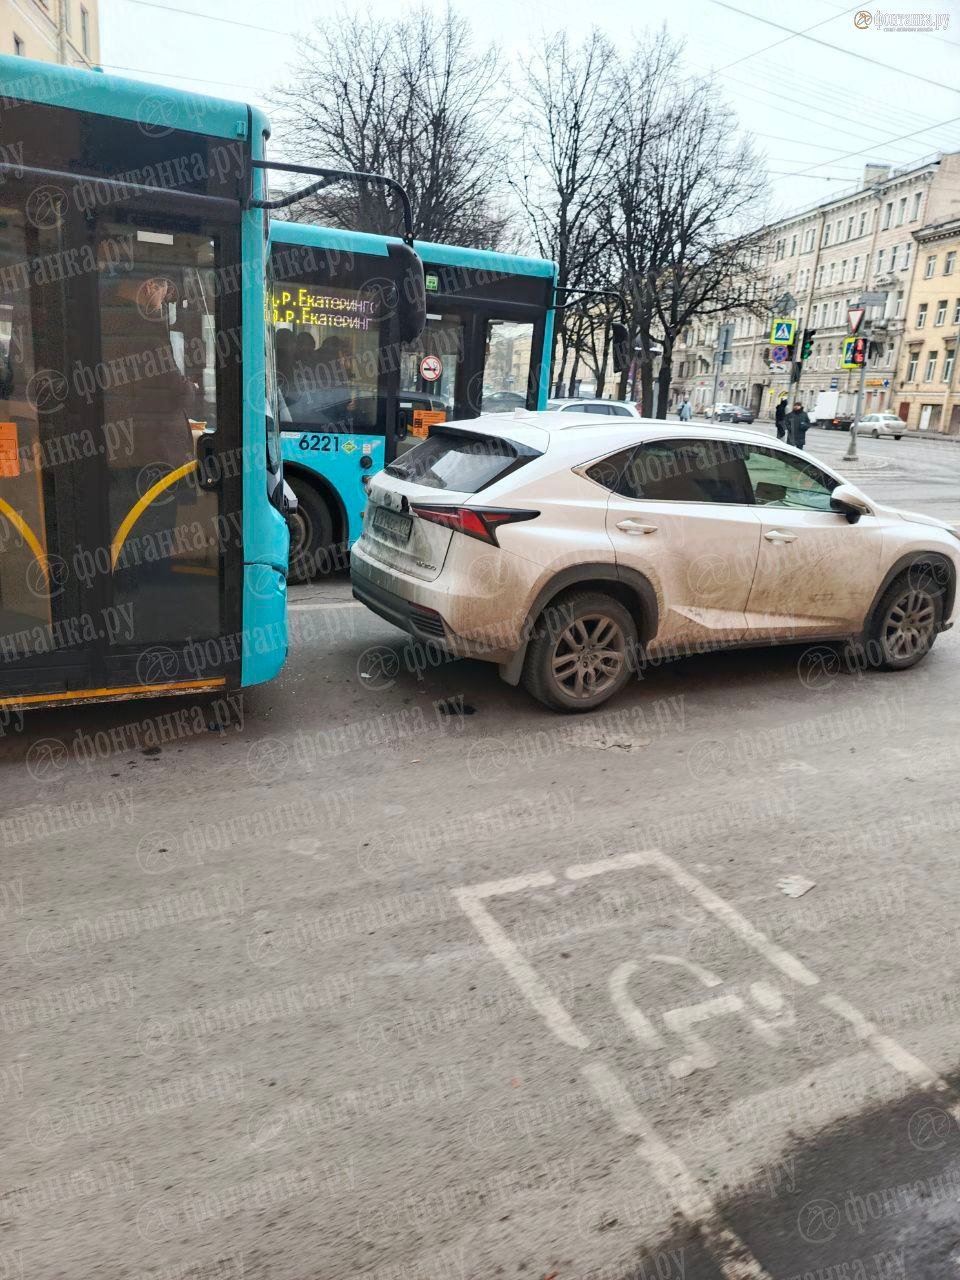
left=867, top=568, right=944, bottom=671
left=521, top=590, right=637, bottom=713
left=894, top=434, right=902, bottom=440
left=871, top=428, right=880, bottom=438
left=286, top=479, right=334, bottom=583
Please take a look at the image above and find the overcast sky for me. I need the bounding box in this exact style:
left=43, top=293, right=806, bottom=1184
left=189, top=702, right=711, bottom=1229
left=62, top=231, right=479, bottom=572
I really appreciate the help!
left=101, top=0, right=960, bottom=225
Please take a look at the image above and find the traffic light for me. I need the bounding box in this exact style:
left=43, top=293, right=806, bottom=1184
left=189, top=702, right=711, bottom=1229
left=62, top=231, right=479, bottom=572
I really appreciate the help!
left=800, top=329, right=816, bottom=361
left=851, top=336, right=867, bottom=366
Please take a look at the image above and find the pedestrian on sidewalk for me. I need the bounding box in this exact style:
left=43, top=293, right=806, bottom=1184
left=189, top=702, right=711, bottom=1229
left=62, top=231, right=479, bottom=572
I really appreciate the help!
left=678, top=397, right=693, bottom=422
left=775, top=394, right=788, bottom=440
left=785, top=400, right=811, bottom=450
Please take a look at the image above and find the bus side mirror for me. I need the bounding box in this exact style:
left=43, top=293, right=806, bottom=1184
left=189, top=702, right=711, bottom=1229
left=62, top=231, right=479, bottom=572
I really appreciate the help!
left=611, top=322, right=631, bottom=373
left=388, top=242, right=426, bottom=344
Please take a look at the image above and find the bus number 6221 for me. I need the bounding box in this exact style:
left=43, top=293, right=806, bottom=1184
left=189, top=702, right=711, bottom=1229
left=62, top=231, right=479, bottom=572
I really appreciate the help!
left=298, top=434, right=340, bottom=453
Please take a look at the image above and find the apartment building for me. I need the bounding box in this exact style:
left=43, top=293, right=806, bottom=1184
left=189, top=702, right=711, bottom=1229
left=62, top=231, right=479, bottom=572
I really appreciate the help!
left=1, top=0, right=100, bottom=67
left=672, top=152, right=960, bottom=426
left=895, top=218, right=960, bottom=432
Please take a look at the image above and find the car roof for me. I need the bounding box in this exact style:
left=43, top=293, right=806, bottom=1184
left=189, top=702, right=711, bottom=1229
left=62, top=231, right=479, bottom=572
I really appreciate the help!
left=435, top=411, right=783, bottom=454
left=547, top=397, right=633, bottom=407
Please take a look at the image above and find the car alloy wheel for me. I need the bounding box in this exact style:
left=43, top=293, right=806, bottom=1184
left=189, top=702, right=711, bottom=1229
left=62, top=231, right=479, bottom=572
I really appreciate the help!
left=550, top=613, right=627, bottom=700
left=880, top=585, right=938, bottom=664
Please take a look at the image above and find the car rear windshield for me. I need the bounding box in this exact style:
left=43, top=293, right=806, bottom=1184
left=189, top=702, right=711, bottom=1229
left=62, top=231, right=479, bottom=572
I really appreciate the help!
left=385, top=429, right=540, bottom=492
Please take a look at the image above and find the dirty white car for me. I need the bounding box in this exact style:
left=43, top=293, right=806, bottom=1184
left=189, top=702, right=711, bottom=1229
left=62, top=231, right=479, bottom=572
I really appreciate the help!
left=351, top=413, right=960, bottom=712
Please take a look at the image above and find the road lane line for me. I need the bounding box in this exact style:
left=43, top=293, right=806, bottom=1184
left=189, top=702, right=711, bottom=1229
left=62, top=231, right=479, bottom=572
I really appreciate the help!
left=583, top=1062, right=774, bottom=1280
left=564, top=850, right=820, bottom=987
left=453, top=875, right=590, bottom=1050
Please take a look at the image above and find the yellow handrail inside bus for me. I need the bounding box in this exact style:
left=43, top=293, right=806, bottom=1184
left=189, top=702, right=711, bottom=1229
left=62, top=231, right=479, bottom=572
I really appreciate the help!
left=110, top=459, right=198, bottom=570
left=0, top=497, right=49, bottom=589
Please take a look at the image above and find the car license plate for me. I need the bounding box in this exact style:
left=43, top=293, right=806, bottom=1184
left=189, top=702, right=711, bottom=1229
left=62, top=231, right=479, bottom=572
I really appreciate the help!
left=373, top=505, right=413, bottom=541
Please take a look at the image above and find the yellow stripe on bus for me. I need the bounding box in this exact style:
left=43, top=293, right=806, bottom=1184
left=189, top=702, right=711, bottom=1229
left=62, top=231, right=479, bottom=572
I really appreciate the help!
left=0, top=498, right=49, bottom=589
left=0, top=677, right=226, bottom=710
left=110, top=460, right=198, bottom=570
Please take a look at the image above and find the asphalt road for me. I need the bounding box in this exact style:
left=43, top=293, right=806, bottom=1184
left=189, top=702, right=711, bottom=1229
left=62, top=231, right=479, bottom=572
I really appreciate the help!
left=4, top=428, right=960, bottom=1280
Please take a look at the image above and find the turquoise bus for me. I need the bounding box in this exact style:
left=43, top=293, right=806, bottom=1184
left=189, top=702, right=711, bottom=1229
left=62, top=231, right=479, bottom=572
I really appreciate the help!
left=0, top=57, right=424, bottom=710
left=269, top=221, right=558, bottom=579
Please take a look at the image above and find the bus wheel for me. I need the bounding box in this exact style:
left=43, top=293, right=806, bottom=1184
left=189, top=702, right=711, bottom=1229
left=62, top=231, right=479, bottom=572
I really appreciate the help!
left=286, top=480, right=333, bottom=583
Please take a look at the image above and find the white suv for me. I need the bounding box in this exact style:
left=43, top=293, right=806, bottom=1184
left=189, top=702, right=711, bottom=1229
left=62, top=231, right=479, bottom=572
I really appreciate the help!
left=351, top=413, right=960, bottom=711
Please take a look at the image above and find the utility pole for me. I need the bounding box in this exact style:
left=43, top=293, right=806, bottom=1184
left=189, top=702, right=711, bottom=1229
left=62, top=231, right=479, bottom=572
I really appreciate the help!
left=842, top=304, right=873, bottom=462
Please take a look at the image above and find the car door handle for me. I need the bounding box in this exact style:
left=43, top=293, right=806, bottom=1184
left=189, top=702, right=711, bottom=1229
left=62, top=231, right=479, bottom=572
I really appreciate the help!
left=616, top=520, right=658, bottom=534
left=764, top=530, right=798, bottom=543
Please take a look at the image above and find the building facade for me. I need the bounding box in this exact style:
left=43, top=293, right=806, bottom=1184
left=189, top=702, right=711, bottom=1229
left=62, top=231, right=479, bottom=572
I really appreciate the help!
left=672, top=153, right=960, bottom=430
left=1, top=0, right=100, bottom=67
left=894, top=218, right=960, bottom=433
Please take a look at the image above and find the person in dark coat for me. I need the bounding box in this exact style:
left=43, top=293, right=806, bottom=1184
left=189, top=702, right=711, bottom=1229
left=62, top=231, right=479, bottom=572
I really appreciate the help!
left=785, top=400, right=811, bottom=450
left=774, top=394, right=787, bottom=440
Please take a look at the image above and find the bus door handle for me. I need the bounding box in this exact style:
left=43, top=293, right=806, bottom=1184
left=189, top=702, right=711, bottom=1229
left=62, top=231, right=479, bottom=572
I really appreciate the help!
left=196, top=430, right=222, bottom=492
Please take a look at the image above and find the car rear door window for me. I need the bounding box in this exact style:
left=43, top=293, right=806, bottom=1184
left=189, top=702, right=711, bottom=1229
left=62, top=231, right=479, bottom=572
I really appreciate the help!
left=618, top=439, right=752, bottom=503
left=742, top=445, right=836, bottom=511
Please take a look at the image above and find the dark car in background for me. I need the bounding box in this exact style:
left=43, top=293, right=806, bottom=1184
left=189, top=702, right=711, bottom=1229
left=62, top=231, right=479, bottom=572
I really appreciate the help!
left=704, top=402, right=755, bottom=424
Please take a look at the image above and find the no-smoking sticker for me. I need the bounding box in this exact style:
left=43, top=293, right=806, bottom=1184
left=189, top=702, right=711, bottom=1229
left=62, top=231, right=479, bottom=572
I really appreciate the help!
left=419, top=354, right=442, bottom=382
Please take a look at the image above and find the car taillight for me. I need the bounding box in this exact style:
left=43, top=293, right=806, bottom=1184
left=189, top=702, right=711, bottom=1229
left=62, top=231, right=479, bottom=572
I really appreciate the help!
left=411, top=505, right=539, bottom=546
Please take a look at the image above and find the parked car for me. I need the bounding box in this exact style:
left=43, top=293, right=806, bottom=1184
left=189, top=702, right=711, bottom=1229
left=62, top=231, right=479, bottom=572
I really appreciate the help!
left=351, top=413, right=960, bottom=712
left=482, top=390, right=527, bottom=412
left=859, top=412, right=904, bottom=440
left=546, top=398, right=641, bottom=418
left=703, top=402, right=755, bottom=424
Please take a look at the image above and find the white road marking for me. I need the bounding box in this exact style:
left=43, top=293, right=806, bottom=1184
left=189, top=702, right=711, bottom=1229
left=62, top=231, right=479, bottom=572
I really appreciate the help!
left=609, top=962, right=666, bottom=1048
left=564, top=849, right=820, bottom=987
left=452, top=874, right=590, bottom=1050
left=455, top=853, right=960, bottom=1277
left=819, top=992, right=954, bottom=1097
left=583, top=1062, right=774, bottom=1280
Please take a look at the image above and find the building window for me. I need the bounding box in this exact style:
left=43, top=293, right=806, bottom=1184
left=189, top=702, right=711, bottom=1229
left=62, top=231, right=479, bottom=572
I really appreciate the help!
left=63, top=0, right=71, bottom=33
left=815, top=265, right=823, bottom=287
left=925, top=254, right=937, bottom=278
left=790, top=235, right=797, bottom=256
left=945, top=349, right=956, bottom=382
left=822, top=225, right=830, bottom=248
left=954, top=299, right=960, bottom=325
left=902, top=243, right=911, bottom=271
left=924, top=351, right=938, bottom=381
left=912, top=192, right=923, bottom=221
left=935, top=300, right=948, bottom=325
left=883, top=202, right=893, bottom=229
left=13, top=33, right=24, bottom=54
left=907, top=350, right=920, bottom=381
left=945, top=251, right=956, bottom=276
left=876, top=249, right=885, bottom=274
left=840, top=259, right=847, bottom=281
left=897, top=197, right=906, bottom=226
left=828, top=262, right=835, bottom=284
left=852, top=257, right=860, bottom=280
left=858, top=211, right=867, bottom=237
left=832, top=300, right=841, bottom=325
left=917, top=303, right=928, bottom=327
left=81, top=5, right=90, bottom=55
left=803, top=228, right=815, bottom=253
left=846, top=216, right=853, bottom=240
left=890, top=246, right=898, bottom=270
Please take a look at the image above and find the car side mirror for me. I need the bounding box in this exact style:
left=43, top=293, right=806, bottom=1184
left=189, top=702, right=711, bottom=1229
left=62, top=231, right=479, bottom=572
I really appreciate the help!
left=830, top=482, right=873, bottom=524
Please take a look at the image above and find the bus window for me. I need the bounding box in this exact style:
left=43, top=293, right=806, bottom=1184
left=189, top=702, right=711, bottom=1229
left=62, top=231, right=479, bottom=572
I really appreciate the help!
left=273, top=279, right=384, bottom=433
left=482, top=320, right=535, bottom=412
left=399, top=314, right=463, bottom=441
left=97, top=225, right=222, bottom=644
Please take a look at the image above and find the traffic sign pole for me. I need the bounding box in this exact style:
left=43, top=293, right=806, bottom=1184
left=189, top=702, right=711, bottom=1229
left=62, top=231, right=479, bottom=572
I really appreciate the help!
left=842, top=335, right=869, bottom=463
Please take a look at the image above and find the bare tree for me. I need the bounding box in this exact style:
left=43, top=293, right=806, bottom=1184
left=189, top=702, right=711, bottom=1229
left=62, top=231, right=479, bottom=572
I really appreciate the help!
left=511, top=30, right=619, bottom=395
left=601, top=40, right=769, bottom=413
left=271, top=6, right=509, bottom=246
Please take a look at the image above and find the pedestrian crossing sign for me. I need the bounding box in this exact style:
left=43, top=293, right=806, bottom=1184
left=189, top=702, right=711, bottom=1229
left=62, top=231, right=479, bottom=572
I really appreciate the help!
left=769, top=318, right=796, bottom=345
